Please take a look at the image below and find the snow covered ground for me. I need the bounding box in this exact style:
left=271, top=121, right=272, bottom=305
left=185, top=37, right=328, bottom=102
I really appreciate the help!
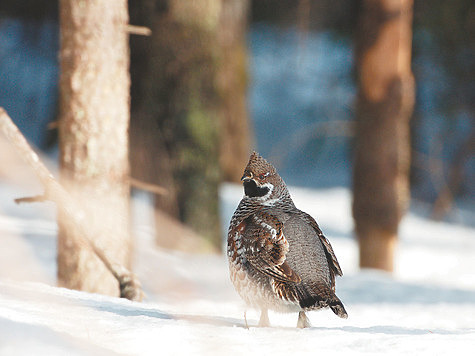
left=1, top=181, right=474, bottom=355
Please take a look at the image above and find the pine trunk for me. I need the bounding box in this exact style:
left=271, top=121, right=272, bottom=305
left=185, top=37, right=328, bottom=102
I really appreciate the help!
left=353, top=0, right=415, bottom=272
left=129, top=0, right=180, bottom=219
left=57, top=0, right=131, bottom=295
left=130, top=0, right=224, bottom=248
left=217, top=0, right=252, bottom=182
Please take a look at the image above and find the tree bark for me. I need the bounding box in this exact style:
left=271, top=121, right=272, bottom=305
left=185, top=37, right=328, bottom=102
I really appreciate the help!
left=58, top=0, right=131, bottom=295
left=217, top=0, right=252, bottom=182
left=353, top=0, right=415, bottom=272
left=156, top=0, right=223, bottom=247
left=128, top=0, right=180, bottom=219
left=130, top=0, right=229, bottom=248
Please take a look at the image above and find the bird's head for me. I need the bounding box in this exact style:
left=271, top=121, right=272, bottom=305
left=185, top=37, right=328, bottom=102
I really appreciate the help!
left=241, top=152, right=288, bottom=205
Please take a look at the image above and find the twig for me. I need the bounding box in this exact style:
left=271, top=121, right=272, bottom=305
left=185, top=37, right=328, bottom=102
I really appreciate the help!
left=127, top=25, right=152, bottom=36
left=14, top=194, right=48, bottom=204
left=47, top=121, right=58, bottom=130
left=0, top=107, right=144, bottom=301
left=129, top=177, right=168, bottom=195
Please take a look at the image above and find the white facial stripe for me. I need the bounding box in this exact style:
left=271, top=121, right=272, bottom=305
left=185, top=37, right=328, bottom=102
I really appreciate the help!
left=256, top=182, right=274, bottom=202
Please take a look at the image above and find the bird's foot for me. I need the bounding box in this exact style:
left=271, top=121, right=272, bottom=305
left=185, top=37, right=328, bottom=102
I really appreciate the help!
left=243, top=311, right=250, bottom=329
left=258, top=309, right=270, bottom=327
left=297, top=311, right=311, bottom=328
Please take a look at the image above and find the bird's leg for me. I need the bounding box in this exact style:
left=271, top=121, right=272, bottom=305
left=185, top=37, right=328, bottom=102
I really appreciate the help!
left=258, top=308, right=270, bottom=327
left=297, top=311, right=311, bottom=328
left=244, top=311, right=249, bottom=329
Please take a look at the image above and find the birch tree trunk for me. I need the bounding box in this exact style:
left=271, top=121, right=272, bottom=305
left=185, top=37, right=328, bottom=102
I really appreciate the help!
left=58, top=0, right=131, bottom=295
left=353, top=0, right=415, bottom=272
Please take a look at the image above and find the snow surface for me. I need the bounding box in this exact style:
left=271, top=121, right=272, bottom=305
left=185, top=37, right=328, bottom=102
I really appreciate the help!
left=1, top=181, right=475, bottom=355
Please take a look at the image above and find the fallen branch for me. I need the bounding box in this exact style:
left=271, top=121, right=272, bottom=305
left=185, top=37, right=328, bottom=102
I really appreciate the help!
left=0, top=107, right=144, bottom=301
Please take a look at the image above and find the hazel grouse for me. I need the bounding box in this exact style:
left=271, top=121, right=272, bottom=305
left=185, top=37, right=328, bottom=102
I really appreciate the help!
left=227, top=152, right=347, bottom=328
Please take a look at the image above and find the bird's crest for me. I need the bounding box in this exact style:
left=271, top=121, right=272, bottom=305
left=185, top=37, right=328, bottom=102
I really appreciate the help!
left=244, top=151, right=276, bottom=178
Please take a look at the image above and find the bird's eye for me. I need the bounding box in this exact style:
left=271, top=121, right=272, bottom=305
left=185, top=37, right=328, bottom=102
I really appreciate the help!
left=259, top=172, right=269, bottom=180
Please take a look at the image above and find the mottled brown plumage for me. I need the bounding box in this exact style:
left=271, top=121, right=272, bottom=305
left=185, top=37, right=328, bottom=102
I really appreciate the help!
left=227, top=152, right=347, bottom=328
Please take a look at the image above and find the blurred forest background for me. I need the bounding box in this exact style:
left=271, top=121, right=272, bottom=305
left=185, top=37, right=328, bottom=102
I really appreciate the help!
left=0, top=0, right=473, bottom=298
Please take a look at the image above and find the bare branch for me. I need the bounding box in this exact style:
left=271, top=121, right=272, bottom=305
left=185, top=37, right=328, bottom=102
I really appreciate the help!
left=0, top=107, right=144, bottom=301
left=14, top=194, right=48, bottom=204
left=129, top=177, right=168, bottom=195
left=127, top=25, right=152, bottom=36
left=47, top=121, right=58, bottom=130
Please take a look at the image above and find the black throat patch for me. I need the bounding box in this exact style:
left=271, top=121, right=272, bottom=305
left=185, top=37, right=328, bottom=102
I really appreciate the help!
left=244, top=179, right=270, bottom=198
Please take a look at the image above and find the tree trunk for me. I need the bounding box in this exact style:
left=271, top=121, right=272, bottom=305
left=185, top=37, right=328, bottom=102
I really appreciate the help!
left=155, top=0, right=223, bottom=247
left=130, top=0, right=226, bottom=248
left=217, top=0, right=252, bottom=182
left=129, top=0, right=180, bottom=219
left=353, top=0, right=415, bottom=272
left=58, top=0, right=131, bottom=295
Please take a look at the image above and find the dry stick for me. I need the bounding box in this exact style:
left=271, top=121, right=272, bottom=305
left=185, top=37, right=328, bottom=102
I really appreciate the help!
left=129, top=177, right=168, bottom=196
left=15, top=194, right=48, bottom=204
left=0, top=108, right=144, bottom=301
left=126, top=25, right=152, bottom=36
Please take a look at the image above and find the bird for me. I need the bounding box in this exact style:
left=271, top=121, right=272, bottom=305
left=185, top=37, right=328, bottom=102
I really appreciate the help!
left=227, top=151, right=347, bottom=328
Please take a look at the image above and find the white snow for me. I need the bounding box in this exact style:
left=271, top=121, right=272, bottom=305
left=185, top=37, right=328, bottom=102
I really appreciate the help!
left=1, top=181, right=474, bottom=355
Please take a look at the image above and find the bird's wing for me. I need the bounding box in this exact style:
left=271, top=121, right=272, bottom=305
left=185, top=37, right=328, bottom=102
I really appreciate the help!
left=240, top=210, right=301, bottom=283
left=297, top=210, right=343, bottom=284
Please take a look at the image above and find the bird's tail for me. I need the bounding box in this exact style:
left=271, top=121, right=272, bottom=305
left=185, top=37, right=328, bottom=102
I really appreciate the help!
left=296, top=286, right=348, bottom=319
left=329, top=297, right=348, bottom=319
